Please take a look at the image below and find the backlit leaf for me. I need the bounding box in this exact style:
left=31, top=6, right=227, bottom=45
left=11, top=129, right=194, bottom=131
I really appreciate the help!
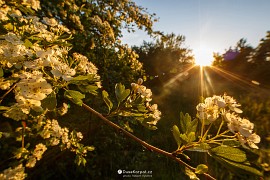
left=115, top=83, right=130, bottom=103
left=209, top=145, right=263, bottom=176
left=64, top=90, right=85, bottom=106
left=172, top=125, right=182, bottom=147
left=185, top=167, right=199, bottom=180
left=195, top=164, right=208, bottom=174
left=41, top=92, right=57, bottom=110
left=102, top=90, right=113, bottom=112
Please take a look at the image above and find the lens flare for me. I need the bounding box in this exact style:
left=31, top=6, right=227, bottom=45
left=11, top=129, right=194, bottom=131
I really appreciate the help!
left=194, top=48, right=213, bottom=66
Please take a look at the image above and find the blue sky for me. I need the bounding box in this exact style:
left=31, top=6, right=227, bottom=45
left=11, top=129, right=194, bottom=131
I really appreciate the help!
left=122, top=0, right=270, bottom=61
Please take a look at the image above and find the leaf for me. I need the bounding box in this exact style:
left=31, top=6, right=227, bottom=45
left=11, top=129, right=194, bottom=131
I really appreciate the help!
left=180, top=112, right=188, bottom=133
left=64, top=90, right=85, bottom=106
left=222, top=139, right=241, bottom=147
left=211, top=153, right=263, bottom=176
left=188, top=143, right=210, bottom=152
left=86, top=146, right=95, bottom=151
left=195, top=164, right=208, bottom=174
left=179, top=112, right=198, bottom=134
left=0, top=106, right=9, bottom=111
left=209, top=145, right=263, bottom=176
left=71, top=75, right=95, bottom=82
left=209, top=146, right=247, bottom=163
left=187, top=132, right=196, bottom=142
left=102, top=90, right=113, bottom=112
left=172, top=125, right=182, bottom=147
left=78, top=85, right=99, bottom=95
left=41, top=92, right=57, bottom=110
left=24, top=39, right=32, bottom=48
left=115, top=83, right=130, bottom=103
left=184, top=167, right=199, bottom=180
left=179, top=132, right=196, bottom=144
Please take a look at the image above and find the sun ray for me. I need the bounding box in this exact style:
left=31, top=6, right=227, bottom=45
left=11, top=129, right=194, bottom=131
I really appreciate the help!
left=164, top=64, right=196, bottom=87
left=210, top=66, right=262, bottom=90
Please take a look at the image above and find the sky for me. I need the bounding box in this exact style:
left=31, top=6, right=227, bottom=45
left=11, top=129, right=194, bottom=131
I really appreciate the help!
left=121, top=0, right=270, bottom=63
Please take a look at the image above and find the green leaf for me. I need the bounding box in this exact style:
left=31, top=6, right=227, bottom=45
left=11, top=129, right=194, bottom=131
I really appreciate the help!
left=195, top=164, right=208, bottom=174
left=64, top=90, right=85, bottom=106
left=179, top=112, right=198, bottom=134
left=102, top=90, right=113, bottom=112
left=86, top=146, right=95, bottom=151
left=179, top=132, right=196, bottom=144
left=118, top=110, right=144, bottom=117
left=209, top=146, right=247, bottom=163
left=222, top=139, right=241, bottom=147
left=71, top=75, right=95, bottom=82
left=172, top=125, right=182, bottom=147
left=75, top=155, right=87, bottom=166
left=184, top=167, right=199, bottom=180
left=115, top=83, right=130, bottom=103
left=24, top=39, right=32, bottom=48
left=187, top=132, right=196, bottom=142
left=211, top=153, right=263, bottom=176
left=0, top=106, right=9, bottom=111
left=0, top=68, right=3, bottom=77
left=209, top=146, right=263, bottom=176
left=41, top=92, right=57, bottom=110
left=78, top=85, right=99, bottom=95
left=188, top=143, right=210, bottom=152
left=180, top=112, right=188, bottom=133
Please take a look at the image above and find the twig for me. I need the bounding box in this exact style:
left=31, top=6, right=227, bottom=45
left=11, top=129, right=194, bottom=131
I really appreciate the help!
left=82, top=103, right=216, bottom=180
left=0, top=83, right=17, bottom=103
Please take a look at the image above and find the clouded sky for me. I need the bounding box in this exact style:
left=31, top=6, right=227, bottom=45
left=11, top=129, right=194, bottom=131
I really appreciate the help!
left=122, top=0, right=270, bottom=61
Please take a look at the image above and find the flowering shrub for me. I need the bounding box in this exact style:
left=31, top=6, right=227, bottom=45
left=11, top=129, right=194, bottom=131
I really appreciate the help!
left=0, top=0, right=265, bottom=179
left=0, top=1, right=161, bottom=178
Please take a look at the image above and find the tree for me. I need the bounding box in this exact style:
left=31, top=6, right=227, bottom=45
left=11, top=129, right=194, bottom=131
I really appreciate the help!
left=133, top=33, right=194, bottom=82
left=0, top=1, right=265, bottom=179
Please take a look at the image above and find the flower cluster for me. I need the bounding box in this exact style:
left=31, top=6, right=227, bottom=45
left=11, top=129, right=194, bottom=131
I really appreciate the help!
left=0, top=2, right=100, bottom=178
left=224, top=113, right=260, bottom=149
left=26, top=143, right=47, bottom=168
left=0, top=33, right=33, bottom=68
left=131, top=78, right=161, bottom=125
left=40, top=119, right=71, bottom=147
left=40, top=119, right=85, bottom=151
left=73, top=53, right=99, bottom=77
left=196, top=94, right=260, bottom=149
left=0, top=164, right=27, bottom=180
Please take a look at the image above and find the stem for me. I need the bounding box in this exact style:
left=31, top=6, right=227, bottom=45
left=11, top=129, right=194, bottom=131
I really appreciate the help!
left=202, top=123, right=212, bottom=140
left=216, top=119, right=224, bottom=136
left=200, top=119, right=205, bottom=142
left=21, top=121, right=26, bottom=149
left=82, top=103, right=216, bottom=180
left=0, top=83, right=17, bottom=103
left=210, top=130, right=230, bottom=141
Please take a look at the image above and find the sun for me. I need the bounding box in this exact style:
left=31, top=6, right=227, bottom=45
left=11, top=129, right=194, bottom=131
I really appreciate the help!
left=194, top=48, right=213, bottom=66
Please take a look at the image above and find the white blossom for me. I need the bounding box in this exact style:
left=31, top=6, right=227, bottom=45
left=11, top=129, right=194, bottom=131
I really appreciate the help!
left=0, top=164, right=27, bottom=180
left=25, top=156, right=37, bottom=168
left=223, top=94, right=243, bottom=113
left=51, top=62, right=76, bottom=81
left=33, top=143, right=47, bottom=160
left=42, top=17, right=58, bottom=27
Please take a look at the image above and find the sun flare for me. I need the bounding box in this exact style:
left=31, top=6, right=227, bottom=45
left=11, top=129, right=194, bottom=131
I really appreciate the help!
left=194, top=48, right=213, bottom=66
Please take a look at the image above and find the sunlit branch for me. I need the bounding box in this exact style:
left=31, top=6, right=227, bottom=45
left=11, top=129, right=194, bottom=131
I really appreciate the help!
left=82, top=103, right=216, bottom=180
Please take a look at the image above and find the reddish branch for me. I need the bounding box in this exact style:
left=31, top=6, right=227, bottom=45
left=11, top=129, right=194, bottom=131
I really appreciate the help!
left=82, top=103, right=216, bottom=180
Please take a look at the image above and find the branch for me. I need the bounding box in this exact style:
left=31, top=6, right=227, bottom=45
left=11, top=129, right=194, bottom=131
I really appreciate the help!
left=82, top=103, right=216, bottom=180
